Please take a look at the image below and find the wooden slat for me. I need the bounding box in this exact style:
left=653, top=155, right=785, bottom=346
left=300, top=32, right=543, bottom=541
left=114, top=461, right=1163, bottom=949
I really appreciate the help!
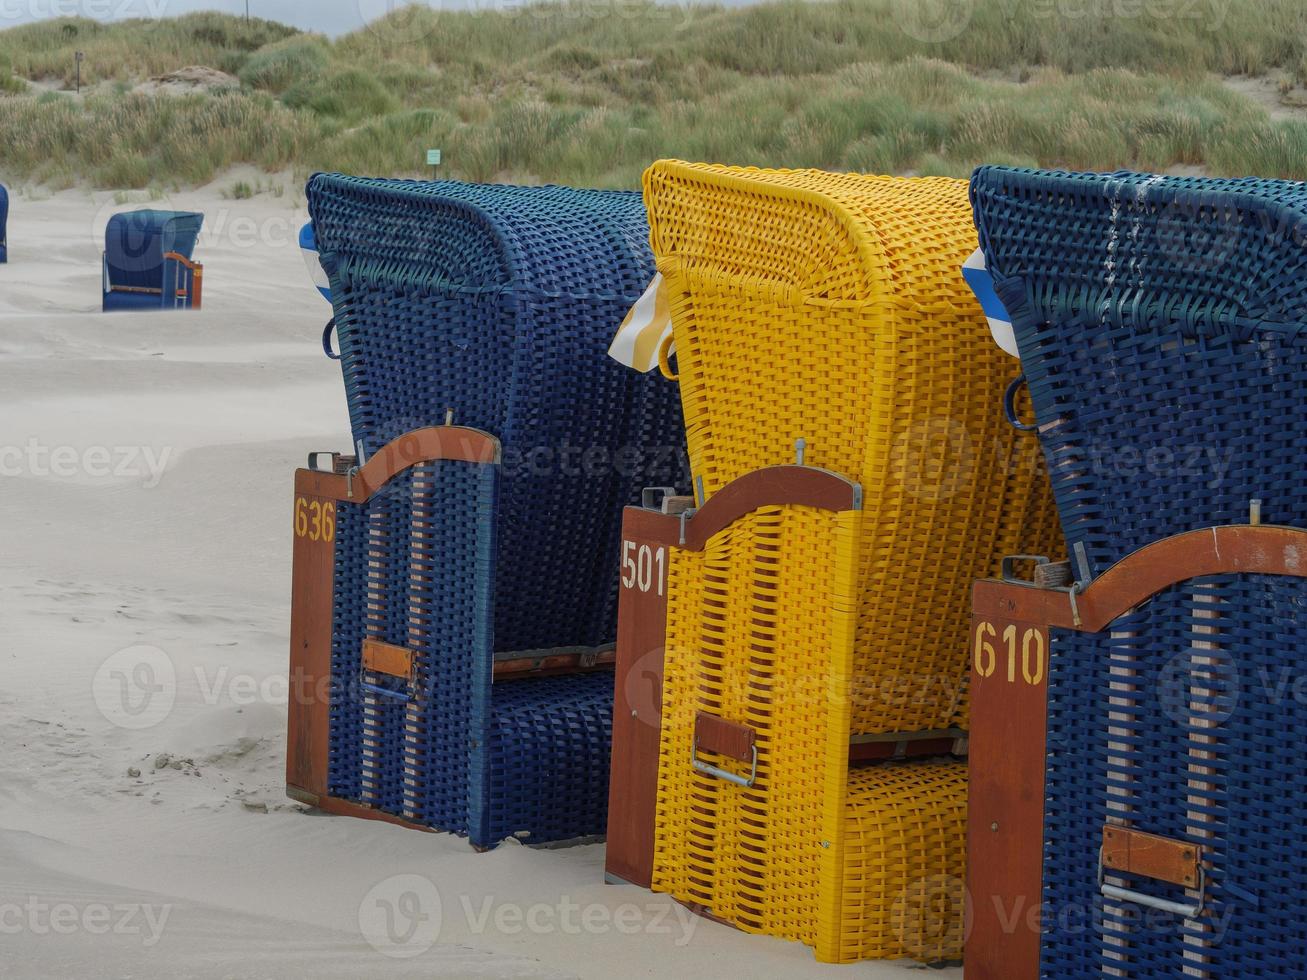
left=1102, top=826, right=1202, bottom=888
left=973, top=524, right=1307, bottom=632
left=294, top=426, right=502, bottom=504
left=362, top=639, right=413, bottom=679
left=493, top=649, right=615, bottom=679
left=694, top=712, right=756, bottom=763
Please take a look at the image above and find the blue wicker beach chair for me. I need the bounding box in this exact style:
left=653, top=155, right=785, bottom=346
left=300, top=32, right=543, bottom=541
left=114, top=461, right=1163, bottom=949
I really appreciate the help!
left=0, top=183, right=8, bottom=264
left=967, top=167, right=1307, bottom=979
left=102, top=209, right=204, bottom=312
left=296, top=176, right=685, bottom=848
left=970, top=167, right=1307, bottom=579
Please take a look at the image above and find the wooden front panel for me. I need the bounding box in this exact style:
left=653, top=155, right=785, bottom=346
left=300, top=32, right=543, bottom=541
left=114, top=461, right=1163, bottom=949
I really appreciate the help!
left=605, top=507, right=677, bottom=889
left=286, top=488, right=340, bottom=801
left=966, top=612, right=1050, bottom=980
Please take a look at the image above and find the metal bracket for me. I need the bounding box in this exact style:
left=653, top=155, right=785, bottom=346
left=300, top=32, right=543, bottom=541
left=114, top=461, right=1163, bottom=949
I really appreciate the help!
left=678, top=508, right=698, bottom=546
left=691, top=738, right=759, bottom=788
left=1001, top=554, right=1050, bottom=585
left=1098, top=846, right=1205, bottom=919
left=1066, top=580, right=1083, bottom=628
left=642, top=486, right=678, bottom=511
left=307, top=451, right=339, bottom=472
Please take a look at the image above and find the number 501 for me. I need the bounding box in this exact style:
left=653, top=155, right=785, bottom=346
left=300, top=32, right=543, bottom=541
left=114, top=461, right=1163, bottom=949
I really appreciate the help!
left=621, top=540, right=665, bottom=596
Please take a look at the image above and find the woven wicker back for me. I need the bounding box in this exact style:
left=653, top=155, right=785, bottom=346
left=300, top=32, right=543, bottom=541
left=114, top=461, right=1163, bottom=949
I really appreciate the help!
left=307, top=175, right=686, bottom=653
left=643, top=160, right=1061, bottom=733
left=971, top=166, right=1307, bottom=577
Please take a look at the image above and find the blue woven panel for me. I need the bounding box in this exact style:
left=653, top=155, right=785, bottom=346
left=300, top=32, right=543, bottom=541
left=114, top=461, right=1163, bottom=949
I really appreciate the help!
left=306, top=175, right=685, bottom=653
left=400, top=459, right=497, bottom=832
left=327, top=460, right=495, bottom=835
left=470, top=671, right=614, bottom=848
left=327, top=494, right=366, bottom=802
left=1042, top=574, right=1307, bottom=977
left=970, top=168, right=1307, bottom=577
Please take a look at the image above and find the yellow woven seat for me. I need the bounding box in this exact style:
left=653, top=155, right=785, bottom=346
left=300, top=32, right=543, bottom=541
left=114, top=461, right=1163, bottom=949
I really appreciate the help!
left=643, top=161, right=1061, bottom=734
left=652, top=499, right=965, bottom=963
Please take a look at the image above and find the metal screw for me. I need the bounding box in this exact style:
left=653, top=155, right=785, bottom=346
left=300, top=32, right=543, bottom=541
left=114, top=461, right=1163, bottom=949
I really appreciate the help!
left=990, top=822, right=999, bottom=833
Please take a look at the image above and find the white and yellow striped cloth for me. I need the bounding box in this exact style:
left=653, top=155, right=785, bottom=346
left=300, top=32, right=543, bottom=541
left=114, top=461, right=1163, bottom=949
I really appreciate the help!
left=608, top=273, right=673, bottom=372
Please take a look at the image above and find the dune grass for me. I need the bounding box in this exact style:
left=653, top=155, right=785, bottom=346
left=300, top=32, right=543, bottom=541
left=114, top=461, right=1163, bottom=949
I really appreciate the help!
left=2, top=1, right=1307, bottom=190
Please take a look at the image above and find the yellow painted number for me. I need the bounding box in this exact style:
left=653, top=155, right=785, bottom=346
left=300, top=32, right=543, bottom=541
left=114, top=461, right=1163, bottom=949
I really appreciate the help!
left=973, top=621, right=996, bottom=678
left=295, top=497, right=335, bottom=543
left=974, top=620, right=1044, bottom=686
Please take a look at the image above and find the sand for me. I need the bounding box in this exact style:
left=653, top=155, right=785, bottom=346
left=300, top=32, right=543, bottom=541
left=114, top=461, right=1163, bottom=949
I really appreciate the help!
left=0, top=173, right=962, bottom=979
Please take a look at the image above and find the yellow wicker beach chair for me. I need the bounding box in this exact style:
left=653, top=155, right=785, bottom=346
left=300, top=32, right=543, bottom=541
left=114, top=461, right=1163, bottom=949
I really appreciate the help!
left=642, top=161, right=1061, bottom=734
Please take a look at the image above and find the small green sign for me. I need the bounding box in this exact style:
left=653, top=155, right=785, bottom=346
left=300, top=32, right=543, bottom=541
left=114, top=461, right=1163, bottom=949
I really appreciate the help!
left=427, top=149, right=442, bottom=167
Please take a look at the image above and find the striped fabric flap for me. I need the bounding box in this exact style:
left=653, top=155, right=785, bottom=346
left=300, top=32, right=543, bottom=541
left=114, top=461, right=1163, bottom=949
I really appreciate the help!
left=608, top=272, right=673, bottom=372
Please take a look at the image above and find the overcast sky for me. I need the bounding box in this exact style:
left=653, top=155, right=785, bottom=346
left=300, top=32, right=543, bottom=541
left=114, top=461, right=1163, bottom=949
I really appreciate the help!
left=0, top=1, right=759, bottom=38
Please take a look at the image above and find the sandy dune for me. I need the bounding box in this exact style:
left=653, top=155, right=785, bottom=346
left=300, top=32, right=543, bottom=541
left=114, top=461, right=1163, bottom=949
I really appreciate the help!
left=0, top=175, right=960, bottom=979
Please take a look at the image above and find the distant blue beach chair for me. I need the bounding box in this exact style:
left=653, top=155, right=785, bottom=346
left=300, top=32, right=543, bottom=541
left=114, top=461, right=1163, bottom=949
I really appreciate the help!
left=0, top=183, right=8, bottom=263
left=102, top=209, right=204, bottom=312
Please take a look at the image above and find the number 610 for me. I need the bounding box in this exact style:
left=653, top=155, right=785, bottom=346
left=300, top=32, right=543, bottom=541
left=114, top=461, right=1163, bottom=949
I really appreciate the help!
left=973, top=620, right=1045, bottom=686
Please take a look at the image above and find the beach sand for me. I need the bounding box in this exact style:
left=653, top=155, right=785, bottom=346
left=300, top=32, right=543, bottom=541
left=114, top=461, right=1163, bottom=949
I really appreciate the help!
left=0, top=174, right=962, bottom=979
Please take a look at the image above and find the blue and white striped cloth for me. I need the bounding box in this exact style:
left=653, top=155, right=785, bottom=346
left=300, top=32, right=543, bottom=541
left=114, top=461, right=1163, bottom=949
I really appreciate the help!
left=300, top=222, right=332, bottom=303
left=962, top=248, right=1018, bottom=357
